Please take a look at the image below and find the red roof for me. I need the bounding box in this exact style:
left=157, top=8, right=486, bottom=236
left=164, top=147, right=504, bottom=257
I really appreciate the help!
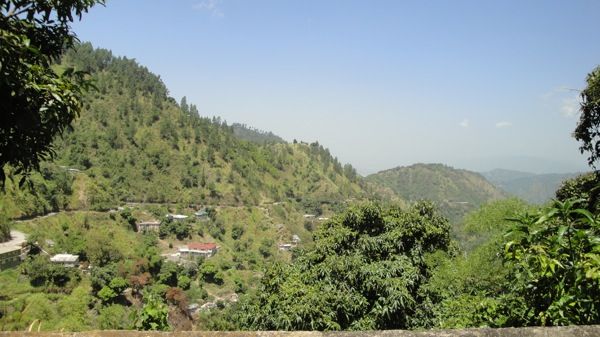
left=188, top=243, right=217, bottom=250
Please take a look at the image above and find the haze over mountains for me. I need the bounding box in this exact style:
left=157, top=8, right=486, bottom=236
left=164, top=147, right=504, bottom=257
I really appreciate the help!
left=481, top=169, right=582, bottom=204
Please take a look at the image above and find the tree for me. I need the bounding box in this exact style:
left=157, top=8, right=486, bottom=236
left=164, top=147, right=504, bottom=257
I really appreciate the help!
left=0, top=0, right=103, bottom=185
left=237, top=202, right=452, bottom=330
left=137, top=292, right=169, bottom=331
left=503, top=198, right=600, bottom=326
left=574, top=66, right=600, bottom=168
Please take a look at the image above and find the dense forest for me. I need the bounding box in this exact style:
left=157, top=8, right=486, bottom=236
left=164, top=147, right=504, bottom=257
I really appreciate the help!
left=1, top=42, right=600, bottom=332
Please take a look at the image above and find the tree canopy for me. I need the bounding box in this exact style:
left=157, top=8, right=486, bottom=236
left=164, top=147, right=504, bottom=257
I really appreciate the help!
left=0, top=0, right=102, bottom=185
left=237, top=202, right=452, bottom=330
left=574, top=66, right=600, bottom=169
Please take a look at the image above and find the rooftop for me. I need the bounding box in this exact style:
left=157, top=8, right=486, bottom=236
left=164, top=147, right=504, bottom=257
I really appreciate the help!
left=187, top=242, right=217, bottom=250
left=50, top=254, right=79, bottom=263
left=0, top=230, right=27, bottom=255
left=167, top=214, right=189, bottom=219
left=138, top=220, right=161, bottom=225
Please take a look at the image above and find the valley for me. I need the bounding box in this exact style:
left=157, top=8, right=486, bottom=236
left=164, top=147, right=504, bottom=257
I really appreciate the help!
left=1, top=41, right=598, bottom=331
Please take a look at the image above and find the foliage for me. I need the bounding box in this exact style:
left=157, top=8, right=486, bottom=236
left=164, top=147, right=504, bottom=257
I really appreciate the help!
left=503, top=198, right=600, bottom=326
left=159, top=219, right=191, bottom=240
left=574, top=66, right=600, bottom=168
left=0, top=0, right=103, bottom=185
left=231, top=123, right=286, bottom=144
left=97, top=276, right=128, bottom=303
left=555, top=172, right=600, bottom=213
left=20, top=255, right=79, bottom=289
left=237, top=202, right=452, bottom=330
left=136, top=292, right=169, bottom=331
left=199, top=260, right=224, bottom=285
left=120, top=208, right=137, bottom=231
left=366, top=163, right=506, bottom=223
left=98, top=304, right=134, bottom=330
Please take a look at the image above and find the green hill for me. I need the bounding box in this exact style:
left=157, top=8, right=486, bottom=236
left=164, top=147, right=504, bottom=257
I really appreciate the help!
left=366, top=163, right=507, bottom=222
left=0, top=43, right=379, bottom=330
left=0, top=43, right=369, bottom=219
left=481, top=169, right=582, bottom=204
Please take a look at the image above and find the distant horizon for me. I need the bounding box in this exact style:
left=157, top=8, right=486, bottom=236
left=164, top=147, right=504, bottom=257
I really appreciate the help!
left=71, top=1, right=599, bottom=177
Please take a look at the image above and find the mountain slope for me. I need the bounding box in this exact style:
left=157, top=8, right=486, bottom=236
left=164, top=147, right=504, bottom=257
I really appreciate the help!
left=64, top=44, right=367, bottom=206
left=0, top=43, right=370, bottom=218
left=481, top=169, right=582, bottom=204
left=366, top=163, right=507, bottom=222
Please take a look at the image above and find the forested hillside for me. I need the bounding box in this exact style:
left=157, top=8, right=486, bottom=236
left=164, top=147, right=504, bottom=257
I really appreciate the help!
left=366, top=163, right=507, bottom=222
left=231, top=123, right=286, bottom=144
left=0, top=43, right=368, bottom=219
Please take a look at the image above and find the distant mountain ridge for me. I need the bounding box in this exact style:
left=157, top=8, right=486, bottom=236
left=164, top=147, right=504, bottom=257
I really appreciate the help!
left=481, top=169, right=583, bottom=204
left=366, top=163, right=507, bottom=222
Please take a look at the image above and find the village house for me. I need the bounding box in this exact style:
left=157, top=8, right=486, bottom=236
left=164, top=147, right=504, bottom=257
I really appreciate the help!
left=0, top=230, right=27, bottom=271
left=179, top=242, right=218, bottom=258
left=136, top=220, right=161, bottom=232
left=303, top=214, right=315, bottom=219
left=278, top=243, right=294, bottom=251
left=166, top=214, right=189, bottom=221
left=50, top=253, right=79, bottom=268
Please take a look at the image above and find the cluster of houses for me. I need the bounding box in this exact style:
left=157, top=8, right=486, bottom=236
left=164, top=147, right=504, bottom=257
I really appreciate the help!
left=136, top=210, right=210, bottom=232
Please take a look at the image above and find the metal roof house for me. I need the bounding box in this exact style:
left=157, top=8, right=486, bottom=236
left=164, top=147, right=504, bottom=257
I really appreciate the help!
left=50, top=253, right=79, bottom=268
left=166, top=214, right=189, bottom=221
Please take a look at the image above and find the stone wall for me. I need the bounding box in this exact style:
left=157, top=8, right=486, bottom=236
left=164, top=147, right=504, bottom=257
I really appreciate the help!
left=1, top=326, right=599, bottom=337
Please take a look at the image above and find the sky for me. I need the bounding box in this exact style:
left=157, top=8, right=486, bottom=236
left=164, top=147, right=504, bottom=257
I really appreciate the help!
left=71, top=0, right=600, bottom=175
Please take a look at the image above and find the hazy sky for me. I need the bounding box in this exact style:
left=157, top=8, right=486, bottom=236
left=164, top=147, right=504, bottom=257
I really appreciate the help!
left=72, top=0, right=600, bottom=175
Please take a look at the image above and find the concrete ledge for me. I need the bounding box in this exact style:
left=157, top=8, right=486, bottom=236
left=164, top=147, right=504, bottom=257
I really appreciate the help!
left=1, top=326, right=599, bottom=337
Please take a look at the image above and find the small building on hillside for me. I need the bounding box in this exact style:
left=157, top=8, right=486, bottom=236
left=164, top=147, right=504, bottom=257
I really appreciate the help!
left=194, top=210, right=209, bottom=220
left=179, top=242, right=218, bottom=258
left=0, top=230, right=27, bottom=271
left=137, top=220, right=161, bottom=232
left=278, top=243, right=294, bottom=251
left=50, top=253, right=79, bottom=268
left=166, top=214, right=189, bottom=222
left=318, top=217, right=329, bottom=221
left=292, top=234, right=301, bottom=244
left=303, top=214, right=315, bottom=219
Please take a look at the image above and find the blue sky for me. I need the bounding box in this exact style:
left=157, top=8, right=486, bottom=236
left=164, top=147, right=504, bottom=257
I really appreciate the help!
left=72, top=0, right=600, bottom=174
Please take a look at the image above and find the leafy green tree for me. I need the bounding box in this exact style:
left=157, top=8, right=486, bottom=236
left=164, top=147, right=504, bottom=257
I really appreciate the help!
left=98, top=304, right=134, bottom=329
left=237, top=202, right=452, bottom=330
left=137, top=292, right=169, bottom=331
left=0, top=0, right=103, bottom=185
left=503, top=198, right=600, bottom=326
left=574, top=66, right=600, bottom=167
left=231, top=223, right=244, bottom=240
left=119, top=208, right=137, bottom=231
left=97, top=285, right=118, bottom=303
left=157, top=261, right=180, bottom=287
left=555, top=172, right=600, bottom=213
left=199, top=260, right=223, bottom=285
